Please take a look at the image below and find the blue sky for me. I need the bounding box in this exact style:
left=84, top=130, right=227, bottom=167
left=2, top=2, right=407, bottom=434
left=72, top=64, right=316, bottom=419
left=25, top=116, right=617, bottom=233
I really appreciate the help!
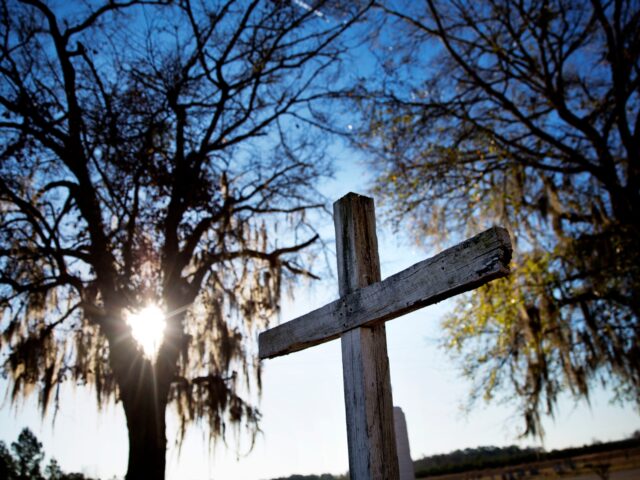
left=1, top=151, right=639, bottom=480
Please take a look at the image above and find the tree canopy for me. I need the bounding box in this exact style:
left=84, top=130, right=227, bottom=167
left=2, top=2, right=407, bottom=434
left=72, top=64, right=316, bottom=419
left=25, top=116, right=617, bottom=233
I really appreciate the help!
left=0, top=0, right=368, bottom=477
left=0, top=427, right=95, bottom=480
left=353, top=0, right=640, bottom=435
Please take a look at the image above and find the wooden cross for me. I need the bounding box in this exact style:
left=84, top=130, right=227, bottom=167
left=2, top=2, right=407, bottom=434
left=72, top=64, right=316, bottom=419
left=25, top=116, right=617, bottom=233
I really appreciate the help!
left=259, top=193, right=512, bottom=480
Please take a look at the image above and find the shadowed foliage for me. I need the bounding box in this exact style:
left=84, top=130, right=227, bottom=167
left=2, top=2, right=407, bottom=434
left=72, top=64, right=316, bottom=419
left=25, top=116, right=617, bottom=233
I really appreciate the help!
left=0, top=427, right=96, bottom=480
left=0, top=0, right=369, bottom=477
left=351, top=0, right=640, bottom=436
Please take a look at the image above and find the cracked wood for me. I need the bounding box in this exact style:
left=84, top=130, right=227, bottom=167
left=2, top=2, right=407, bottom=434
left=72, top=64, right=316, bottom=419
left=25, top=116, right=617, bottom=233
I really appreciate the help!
left=259, top=225, right=512, bottom=359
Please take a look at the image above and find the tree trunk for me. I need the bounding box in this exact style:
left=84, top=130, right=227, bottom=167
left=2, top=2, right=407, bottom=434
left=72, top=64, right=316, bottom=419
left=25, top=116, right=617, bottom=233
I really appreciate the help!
left=104, top=302, right=186, bottom=479
left=120, top=361, right=168, bottom=480
left=107, top=326, right=170, bottom=480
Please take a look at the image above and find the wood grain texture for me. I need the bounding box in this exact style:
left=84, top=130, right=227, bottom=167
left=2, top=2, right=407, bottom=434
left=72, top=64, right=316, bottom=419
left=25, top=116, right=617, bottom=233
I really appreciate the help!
left=334, top=193, right=399, bottom=480
left=258, top=224, right=512, bottom=359
left=342, top=326, right=397, bottom=480
left=334, top=193, right=381, bottom=297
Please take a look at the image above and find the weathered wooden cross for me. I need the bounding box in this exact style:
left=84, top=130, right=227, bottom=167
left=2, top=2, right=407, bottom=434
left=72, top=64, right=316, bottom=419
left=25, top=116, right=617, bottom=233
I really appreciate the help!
left=259, top=193, right=512, bottom=479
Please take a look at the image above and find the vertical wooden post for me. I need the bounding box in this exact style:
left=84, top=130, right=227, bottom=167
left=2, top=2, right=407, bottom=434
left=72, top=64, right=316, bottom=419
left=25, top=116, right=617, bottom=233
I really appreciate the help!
left=334, top=193, right=399, bottom=480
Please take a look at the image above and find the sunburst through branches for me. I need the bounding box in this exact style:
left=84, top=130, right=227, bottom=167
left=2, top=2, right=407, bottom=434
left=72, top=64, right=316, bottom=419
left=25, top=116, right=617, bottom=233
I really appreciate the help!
left=126, top=305, right=166, bottom=360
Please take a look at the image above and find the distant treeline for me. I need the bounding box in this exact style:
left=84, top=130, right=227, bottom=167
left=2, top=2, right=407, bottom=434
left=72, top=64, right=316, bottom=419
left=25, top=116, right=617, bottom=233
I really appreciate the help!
left=1, top=428, right=97, bottom=480
left=414, top=435, right=640, bottom=478
left=413, top=444, right=543, bottom=477
left=5, top=427, right=639, bottom=480
left=266, top=476, right=347, bottom=480
left=265, top=432, right=640, bottom=480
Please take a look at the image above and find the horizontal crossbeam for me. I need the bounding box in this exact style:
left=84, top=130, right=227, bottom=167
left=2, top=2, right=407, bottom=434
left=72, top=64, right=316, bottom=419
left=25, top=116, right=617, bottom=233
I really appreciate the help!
left=259, top=226, right=512, bottom=359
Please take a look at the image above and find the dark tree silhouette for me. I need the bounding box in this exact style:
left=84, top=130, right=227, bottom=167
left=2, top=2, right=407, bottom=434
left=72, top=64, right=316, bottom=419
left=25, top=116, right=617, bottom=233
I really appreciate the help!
left=11, top=428, right=44, bottom=480
left=1, top=439, right=17, bottom=480
left=0, top=428, right=95, bottom=480
left=353, top=0, right=640, bottom=435
left=0, top=1, right=368, bottom=478
left=44, top=459, right=64, bottom=480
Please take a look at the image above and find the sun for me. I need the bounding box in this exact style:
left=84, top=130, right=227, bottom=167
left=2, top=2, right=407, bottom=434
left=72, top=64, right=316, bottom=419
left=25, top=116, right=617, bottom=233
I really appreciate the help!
left=126, top=305, right=166, bottom=360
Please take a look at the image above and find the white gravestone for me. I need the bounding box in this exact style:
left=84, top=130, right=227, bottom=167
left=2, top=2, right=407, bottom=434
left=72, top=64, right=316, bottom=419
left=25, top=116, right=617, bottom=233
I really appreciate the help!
left=393, top=407, right=415, bottom=480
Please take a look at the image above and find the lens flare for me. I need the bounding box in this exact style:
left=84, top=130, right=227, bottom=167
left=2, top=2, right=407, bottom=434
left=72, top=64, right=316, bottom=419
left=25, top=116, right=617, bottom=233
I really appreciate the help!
left=126, top=305, right=166, bottom=360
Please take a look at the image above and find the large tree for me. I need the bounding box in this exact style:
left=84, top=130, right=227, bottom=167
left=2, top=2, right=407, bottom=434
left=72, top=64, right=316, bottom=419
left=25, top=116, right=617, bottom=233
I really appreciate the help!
left=0, top=1, right=367, bottom=478
left=353, top=0, right=640, bottom=435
